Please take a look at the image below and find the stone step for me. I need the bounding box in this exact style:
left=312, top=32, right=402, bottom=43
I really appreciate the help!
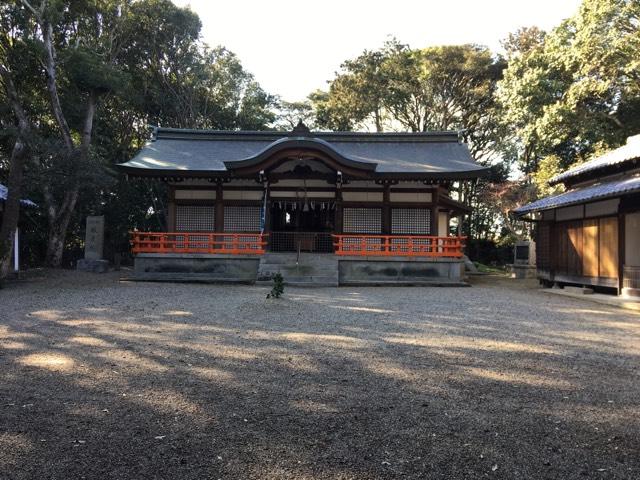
left=260, top=257, right=337, bottom=266
left=257, top=252, right=339, bottom=287
left=283, top=275, right=337, bottom=281
left=286, top=281, right=338, bottom=287
left=257, top=278, right=338, bottom=287
left=257, top=270, right=338, bottom=279
left=258, top=264, right=338, bottom=271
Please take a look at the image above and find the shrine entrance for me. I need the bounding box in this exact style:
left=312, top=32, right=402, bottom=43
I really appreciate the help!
left=269, top=199, right=336, bottom=253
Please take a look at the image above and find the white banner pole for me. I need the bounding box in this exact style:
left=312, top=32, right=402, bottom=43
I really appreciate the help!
left=13, top=228, right=19, bottom=272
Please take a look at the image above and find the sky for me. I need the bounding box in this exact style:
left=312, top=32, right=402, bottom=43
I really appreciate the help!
left=173, top=0, right=582, bottom=102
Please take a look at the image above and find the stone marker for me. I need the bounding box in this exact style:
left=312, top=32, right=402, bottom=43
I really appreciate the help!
left=509, top=239, right=537, bottom=279
left=77, top=215, right=109, bottom=273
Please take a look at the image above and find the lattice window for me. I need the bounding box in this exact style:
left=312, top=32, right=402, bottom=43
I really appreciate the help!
left=224, top=206, right=261, bottom=232
left=343, top=207, right=382, bottom=234
left=175, top=205, right=215, bottom=232
left=391, top=208, right=431, bottom=234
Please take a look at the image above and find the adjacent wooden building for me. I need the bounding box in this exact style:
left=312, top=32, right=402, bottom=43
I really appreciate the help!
left=118, top=123, right=487, bottom=285
left=515, top=135, right=640, bottom=298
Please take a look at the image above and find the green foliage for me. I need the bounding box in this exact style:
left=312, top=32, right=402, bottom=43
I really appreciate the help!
left=274, top=100, right=316, bottom=130
left=532, top=155, right=565, bottom=197
left=4, top=0, right=638, bottom=266
left=314, top=41, right=505, bottom=158
left=502, top=27, right=546, bottom=59
left=266, top=273, right=284, bottom=299
left=63, top=47, right=129, bottom=94
left=312, top=41, right=508, bottom=241
left=497, top=0, right=640, bottom=175
left=0, top=0, right=277, bottom=267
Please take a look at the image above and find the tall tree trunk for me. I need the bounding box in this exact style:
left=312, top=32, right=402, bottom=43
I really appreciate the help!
left=0, top=58, right=31, bottom=283
left=374, top=108, right=383, bottom=132
left=0, top=139, right=28, bottom=281
left=44, top=187, right=79, bottom=267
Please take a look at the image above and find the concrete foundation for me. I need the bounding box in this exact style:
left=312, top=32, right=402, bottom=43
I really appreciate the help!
left=132, top=253, right=466, bottom=286
left=133, top=253, right=261, bottom=283
left=338, top=256, right=466, bottom=286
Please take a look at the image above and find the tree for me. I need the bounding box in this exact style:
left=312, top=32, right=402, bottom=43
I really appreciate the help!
left=313, top=41, right=508, bottom=240
left=316, top=42, right=505, bottom=156
left=1, top=0, right=276, bottom=271
left=3, top=0, right=130, bottom=267
left=312, top=43, right=395, bottom=132
left=274, top=100, right=316, bottom=130
left=497, top=0, right=640, bottom=176
left=501, top=26, right=546, bottom=59
left=478, top=180, right=537, bottom=241
left=531, top=155, right=565, bottom=197
left=0, top=43, right=31, bottom=280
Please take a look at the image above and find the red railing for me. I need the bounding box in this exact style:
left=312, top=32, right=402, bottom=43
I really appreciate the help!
left=332, top=235, right=466, bottom=258
left=130, top=232, right=268, bottom=255
left=130, top=232, right=465, bottom=258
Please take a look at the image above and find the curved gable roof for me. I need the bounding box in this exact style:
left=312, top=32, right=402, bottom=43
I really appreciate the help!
left=118, top=126, right=488, bottom=179
left=223, top=137, right=377, bottom=172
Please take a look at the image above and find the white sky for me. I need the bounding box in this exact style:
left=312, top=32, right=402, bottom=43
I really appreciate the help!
left=173, top=0, right=582, bottom=102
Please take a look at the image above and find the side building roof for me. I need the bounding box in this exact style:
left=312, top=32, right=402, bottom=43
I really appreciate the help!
left=117, top=126, right=489, bottom=180
left=513, top=175, right=640, bottom=216
left=549, top=134, right=640, bottom=186
left=514, top=133, right=640, bottom=217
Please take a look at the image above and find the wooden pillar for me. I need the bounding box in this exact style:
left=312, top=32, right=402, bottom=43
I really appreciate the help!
left=335, top=189, right=343, bottom=234
left=215, top=182, right=224, bottom=232
left=431, top=187, right=439, bottom=236
left=263, top=182, right=271, bottom=233
left=167, top=186, right=176, bottom=231
left=382, top=183, right=391, bottom=234
left=618, top=212, right=625, bottom=295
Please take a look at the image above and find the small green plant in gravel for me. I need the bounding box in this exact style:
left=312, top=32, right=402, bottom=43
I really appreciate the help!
left=266, top=273, right=284, bottom=299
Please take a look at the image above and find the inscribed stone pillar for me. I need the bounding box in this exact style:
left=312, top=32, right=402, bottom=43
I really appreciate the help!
left=77, top=215, right=108, bottom=273
left=84, top=216, right=105, bottom=260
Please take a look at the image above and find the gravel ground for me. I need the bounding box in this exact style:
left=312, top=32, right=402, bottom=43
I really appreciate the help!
left=0, top=270, right=639, bottom=480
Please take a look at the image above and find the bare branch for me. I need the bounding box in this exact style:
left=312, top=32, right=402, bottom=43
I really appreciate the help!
left=0, top=63, right=30, bottom=134
left=19, top=0, right=39, bottom=18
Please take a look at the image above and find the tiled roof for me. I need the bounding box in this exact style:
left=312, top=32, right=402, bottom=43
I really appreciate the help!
left=550, top=134, right=640, bottom=185
left=513, top=175, right=640, bottom=215
left=118, top=127, right=488, bottom=179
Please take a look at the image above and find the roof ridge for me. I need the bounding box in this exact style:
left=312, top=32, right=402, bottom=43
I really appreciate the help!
left=153, top=127, right=463, bottom=143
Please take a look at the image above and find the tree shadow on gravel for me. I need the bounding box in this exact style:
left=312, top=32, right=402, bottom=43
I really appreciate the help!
left=1, top=273, right=639, bottom=479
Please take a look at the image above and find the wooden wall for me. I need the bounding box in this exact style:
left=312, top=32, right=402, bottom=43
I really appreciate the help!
left=538, top=216, right=619, bottom=281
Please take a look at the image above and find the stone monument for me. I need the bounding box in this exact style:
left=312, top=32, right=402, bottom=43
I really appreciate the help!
left=77, top=215, right=109, bottom=273
left=509, top=239, right=537, bottom=279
